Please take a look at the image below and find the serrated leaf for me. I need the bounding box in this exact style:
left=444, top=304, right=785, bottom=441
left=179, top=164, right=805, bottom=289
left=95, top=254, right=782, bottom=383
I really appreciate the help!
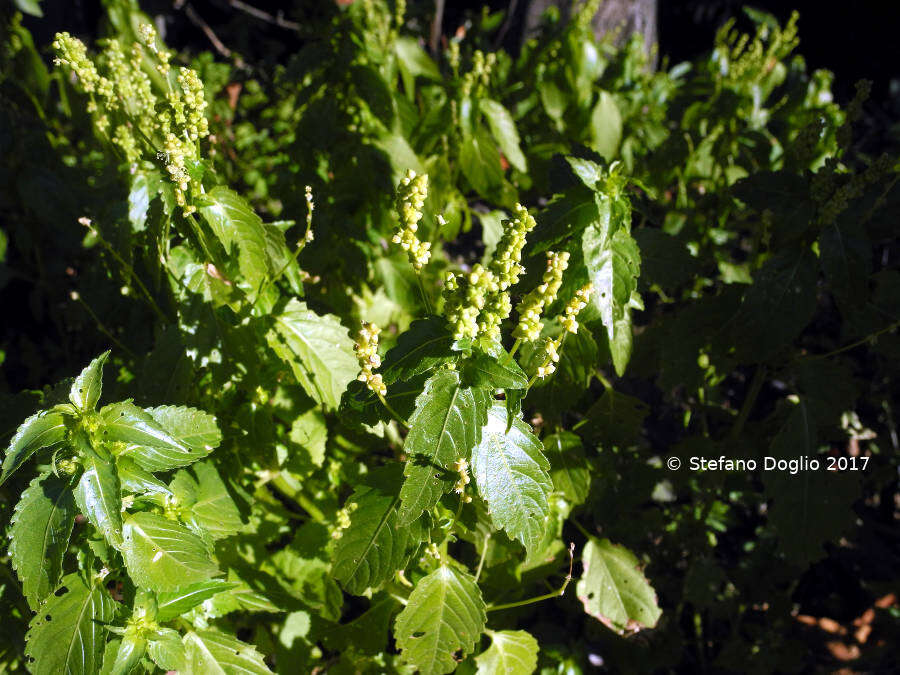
left=10, top=472, right=76, bottom=608
left=481, top=99, right=527, bottom=172
left=819, top=217, right=871, bottom=317
left=395, top=565, right=486, bottom=675
left=583, top=223, right=641, bottom=349
left=267, top=299, right=358, bottom=410
left=147, top=628, right=186, bottom=671
left=116, top=457, right=172, bottom=501
left=581, top=388, right=648, bottom=449
left=333, top=466, right=412, bottom=595
left=70, top=351, right=109, bottom=412
left=340, top=375, right=426, bottom=429
left=187, top=462, right=243, bottom=540
left=532, top=188, right=605, bottom=255
left=731, top=246, right=817, bottom=362
left=544, top=432, right=591, bottom=506
left=1, top=410, right=68, bottom=486
left=576, top=537, right=661, bottom=634
left=460, top=127, right=504, bottom=198
left=471, top=404, right=553, bottom=555
left=461, top=350, right=528, bottom=390
left=156, top=579, right=239, bottom=622
left=380, top=317, right=457, bottom=385
left=121, top=512, right=219, bottom=593
left=398, top=371, right=487, bottom=525
left=320, top=596, right=399, bottom=655
left=25, top=573, right=116, bottom=675
left=74, top=450, right=123, bottom=548
left=104, top=402, right=215, bottom=472
left=107, top=634, right=146, bottom=675
left=199, top=187, right=270, bottom=297
left=763, top=401, right=859, bottom=567
left=183, top=629, right=272, bottom=674
left=590, top=91, right=622, bottom=160
left=475, top=630, right=539, bottom=675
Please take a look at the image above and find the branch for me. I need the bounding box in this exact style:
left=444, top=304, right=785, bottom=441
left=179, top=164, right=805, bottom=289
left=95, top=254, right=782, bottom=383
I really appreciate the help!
left=228, top=0, right=301, bottom=32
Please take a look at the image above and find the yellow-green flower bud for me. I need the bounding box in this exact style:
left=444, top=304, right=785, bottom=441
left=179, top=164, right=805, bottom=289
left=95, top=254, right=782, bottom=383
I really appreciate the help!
left=393, top=169, right=432, bottom=270
left=513, top=251, right=570, bottom=341
left=561, top=283, right=593, bottom=334
left=354, top=322, right=386, bottom=396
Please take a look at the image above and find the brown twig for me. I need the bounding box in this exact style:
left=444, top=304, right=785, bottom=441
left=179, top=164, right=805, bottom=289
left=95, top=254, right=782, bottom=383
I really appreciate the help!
left=229, top=0, right=301, bottom=32
left=430, top=0, right=445, bottom=55
left=181, top=2, right=232, bottom=58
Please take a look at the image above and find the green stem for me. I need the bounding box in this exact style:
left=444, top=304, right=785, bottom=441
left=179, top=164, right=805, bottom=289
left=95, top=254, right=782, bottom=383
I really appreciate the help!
left=71, top=293, right=136, bottom=359
left=509, top=338, right=522, bottom=357
left=86, top=224, right=170, bottom=323
left=727, top=365, right=766, bottom=442
left=486, top=543, right=574, bottom=613
left=416, top=273, right=433, bottom=315
left=270, top=474, right=326, bottom=523
left=795, top=321, right=899, bottom=363
left=474, top=533, right=490, bottom=583
left=377, top=391, right=411, bottom=430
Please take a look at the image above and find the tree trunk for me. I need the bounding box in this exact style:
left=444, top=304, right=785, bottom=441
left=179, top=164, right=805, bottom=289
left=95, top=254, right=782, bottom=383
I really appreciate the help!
left=523, top=0, right=657, bottom=63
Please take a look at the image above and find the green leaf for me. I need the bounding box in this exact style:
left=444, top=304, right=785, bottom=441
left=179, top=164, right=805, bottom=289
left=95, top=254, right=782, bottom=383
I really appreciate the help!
left=461, top=350, right=528, bottom=390
left=183, top=629, right=272, bottom=674
left=186, top=462, right=243, bottom=540
left=589, top=91, right=622, bottom=160
left=287, top=407, right=327, bottom=472
left=544, top=432, right=591, bottom=506
left=320, top=596, right=399, bottom=655
left=576, top=537, right=661, bottom=634
left=819, top=217, right=871, bottom=317
left=121, top=512, right=219, bottom=592
left=156, top=579, right=239, bottom=622
left=380, top=317, right=457, bottom=385
left=340, top=375, right=426, bottom=429
left=633, top=228, right=699, bottom=292
left=475, top=630, right=539, bottom=675
left=394, top=37, right=441, bottom=81
left=731, top=246, right=818, bottom=362
left=763, top=401, right=859, bottom=567
left=333, top=466, right=414, bottom=595
left=116, top=457, right=172, bottom=501
left=25, top=573, right=116, bottom=675
left=9, top=472, right=76, bottom=609
left=128, top=171, right=160, bottom=233
left=199, top=186, right=270, bottom=297
left=1, top=410, right=68, bottom=486
left=481, top=99, right=527, bottom=172
left=583, top=223, right=641, bottom=350
left=531, top=187, right=605, bottom=255
left=395, top=565, right=486, bottom=675
left=267, top=299, right=359, bottom=410
left=460, top=128, right=504, bottom=198
left=398, top=371, right=487, bottom=525
left=105, top=402, right=216, bottom=472
left=74, top=451, right=123, bottom=548
left=471, top=403, right=552, bottom=555
left=147, top=628, right=186, bottom=671
left=14, top=0, right=43, bottom=18
left=107, top=634, right=146, bottom=675
left=580, top=388, right=648, bottom=449
left=70, top=351, right=109, bottom=412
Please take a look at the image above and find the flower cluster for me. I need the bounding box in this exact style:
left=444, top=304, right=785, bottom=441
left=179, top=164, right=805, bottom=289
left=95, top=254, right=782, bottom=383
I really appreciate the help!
left=537, top=338, right=562, bottom=379
left=331, top=503, right=357, bottom=540
left=393, top=170, right=432, bottom=270
left=52, top=24, right=211, bottom=216
left=535, top=284, right=593, bottom=379
left=561, top=282, right=593, bottom=334
left=452, top=458, right=472, bottom=502
left=460, top=49, right=497, bottom=97
left=354, top=322, right=386, bottom=396
left=513, top=251, right=570, bottom=341
left=443, top=204, right=536, bottom=341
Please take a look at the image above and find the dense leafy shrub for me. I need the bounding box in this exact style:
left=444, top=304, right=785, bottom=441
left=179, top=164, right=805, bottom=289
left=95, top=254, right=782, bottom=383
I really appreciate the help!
left=1, top=0, right=898, bottom=672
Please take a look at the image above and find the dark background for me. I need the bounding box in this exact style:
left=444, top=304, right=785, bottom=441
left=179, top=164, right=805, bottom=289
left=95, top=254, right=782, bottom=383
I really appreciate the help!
left=24, top=0, right=900, bottom=108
